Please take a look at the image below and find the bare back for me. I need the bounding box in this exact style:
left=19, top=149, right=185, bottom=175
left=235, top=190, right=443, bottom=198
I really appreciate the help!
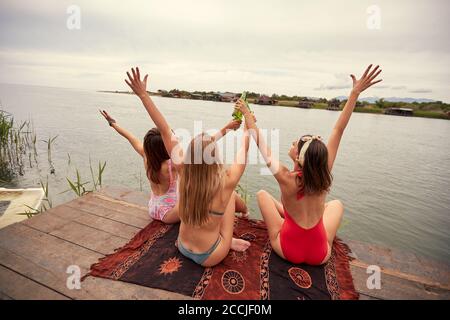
left=144, top=158, right=175, bottom=196
left=178, top=168, right=236, bottom=252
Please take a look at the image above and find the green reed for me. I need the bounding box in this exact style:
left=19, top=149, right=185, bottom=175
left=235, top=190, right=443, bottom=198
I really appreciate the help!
left=17, top=177, right=53, bottom=218
left=64, top=158, right=107, bottom=197
left=0, top=110, right=34, bottom=181
left=89, top=157, right=107, bottom=191
left=42, top=135, right=58, bottom=174
left=18, top=158, right=107, bottom=218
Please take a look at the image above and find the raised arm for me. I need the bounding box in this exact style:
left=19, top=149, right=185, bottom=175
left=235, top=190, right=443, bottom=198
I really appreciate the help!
left=213, top=119, right=242, bottom=142
left=124, top=67, right=183, bottom=166
left=226, top=115, right=250, bottom=187
left=99, top=110, right=144, bottom=157
left=327, top=64, right=382, bottom=171
left=236, top=100, right=290, bottom=185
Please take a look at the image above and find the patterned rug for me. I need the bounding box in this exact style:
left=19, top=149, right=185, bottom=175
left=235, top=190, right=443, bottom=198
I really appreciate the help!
left=83, top=217, right=359, bottom=300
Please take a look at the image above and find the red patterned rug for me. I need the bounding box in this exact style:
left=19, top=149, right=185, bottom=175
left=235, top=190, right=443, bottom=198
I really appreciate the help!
left=83, top=217, right=358, bottom=300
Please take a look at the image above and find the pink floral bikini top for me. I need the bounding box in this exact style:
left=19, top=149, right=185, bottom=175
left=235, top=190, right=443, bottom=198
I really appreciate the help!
left=148, top=159, right=178, bottom=221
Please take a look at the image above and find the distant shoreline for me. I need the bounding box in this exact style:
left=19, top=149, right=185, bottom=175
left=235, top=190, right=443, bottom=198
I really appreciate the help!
left=98, top=90, right=450, bottom=120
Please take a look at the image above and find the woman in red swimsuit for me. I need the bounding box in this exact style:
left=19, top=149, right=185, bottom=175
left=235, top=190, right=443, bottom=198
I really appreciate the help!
left=238, top=64, right=382, bottom=265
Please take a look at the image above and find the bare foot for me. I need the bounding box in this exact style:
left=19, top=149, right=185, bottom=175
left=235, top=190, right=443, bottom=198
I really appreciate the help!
left=241, top=210, right=249, bottom=219
left=231, top=238, right=251, bottom=252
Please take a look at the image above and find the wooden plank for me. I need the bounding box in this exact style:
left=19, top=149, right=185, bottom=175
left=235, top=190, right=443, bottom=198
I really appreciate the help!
left=348, top=240, right=450, bottom=290
left=22, top=212, right=70, bottom=233
left=0, top=223, right=102, bottom=271
left=0, top=224, right=102, bottom=299
left=0, top=265, right=69, bottom=300
left=0, top=291, right=13, bottom=300
left=21, top=203, right=130, bottom=255
left=92, top=193, right=148, bottom=212
left=358, top=293, right=380, bottom=300
left=82, top=193, right=149, bottom=219
left=24, top=205, right=140, bottom=240
left=65, top=197, right=149, bottom=229
left=22, top=203, right=85, bottom=231
left=350, top=264, right=449, bottom=300
left=49, top=221, right=129, bottom=255
left=73, top=213, right=140, bottom=239
left=351, top=259, right=450, bottom=291
left=41, top=204, right=84, bottom=221
left=97, top=186, right=149, bottom=208
left=82, top=277, right=193, bottom=300
left=0, top=224, right=192, bottom=300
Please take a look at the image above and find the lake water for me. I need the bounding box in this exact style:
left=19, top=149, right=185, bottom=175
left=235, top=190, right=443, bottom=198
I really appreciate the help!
left=1, top=83, right=449, bottom=264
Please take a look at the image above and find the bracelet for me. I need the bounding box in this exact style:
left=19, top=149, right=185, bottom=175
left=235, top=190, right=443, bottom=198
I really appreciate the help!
left=108, top=120, right=116, bottom=126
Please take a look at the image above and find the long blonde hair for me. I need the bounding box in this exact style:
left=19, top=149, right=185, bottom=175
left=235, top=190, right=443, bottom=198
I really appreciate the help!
left=179, top=133, right=224, bottom=226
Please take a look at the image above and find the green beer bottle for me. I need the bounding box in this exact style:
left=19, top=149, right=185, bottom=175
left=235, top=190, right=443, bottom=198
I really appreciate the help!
left=232, top=91, right=250, bottom=121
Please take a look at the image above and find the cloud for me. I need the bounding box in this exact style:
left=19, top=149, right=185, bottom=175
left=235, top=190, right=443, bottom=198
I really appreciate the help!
left=409, top=89, right=432, bottom=93
left=391, top=86, right=407, bottom=90
left=314, top=84, right=351, bottom=91
left=371, top=85, right=390, bottom=89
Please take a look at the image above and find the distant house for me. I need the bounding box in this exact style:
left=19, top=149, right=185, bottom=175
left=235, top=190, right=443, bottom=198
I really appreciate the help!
left=256, top=95, right=277, bottom=105
left=204, top=93, right=221, bottom=101
left=298, top=97, right=314, bottom=109
left=218, top=92, right=240, bottom=102
left=190, top=93, right=203, bottom=100
left=327, top=99, right=341, bottom=111
left=384, top=108, right=413, bottom=117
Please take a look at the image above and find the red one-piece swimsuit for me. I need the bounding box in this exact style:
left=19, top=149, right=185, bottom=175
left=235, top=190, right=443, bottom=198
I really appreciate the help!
left=279, top=171, right=329, bottom=265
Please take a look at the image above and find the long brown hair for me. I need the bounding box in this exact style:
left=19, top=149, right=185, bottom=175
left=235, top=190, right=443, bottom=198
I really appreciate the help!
left=296, top=135, right=332, bottom=195
left=143, top=128, right=170, bottom=184
left=178, top=133, right=224, bottom=226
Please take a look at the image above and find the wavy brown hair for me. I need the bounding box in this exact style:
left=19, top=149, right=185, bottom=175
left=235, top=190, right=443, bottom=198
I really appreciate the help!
left=143, top=128, right=170, bottom=184
left=178, top=133, right=224, bottom=226
left=296, top=135, right=333, bottom=195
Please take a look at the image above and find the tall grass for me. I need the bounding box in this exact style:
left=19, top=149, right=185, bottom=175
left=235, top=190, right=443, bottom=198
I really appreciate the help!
left=39, top=177, right=53, bottom=210
left=0, top=110, right=34, bottom=182
left=18, top=158, right=107, bottom=218
left=42, top=135, right=58, bottom=174
left=1, top=111, right=109, bottom=218
left=64, top=159, right=107, bottom=197
left=66, top=169, right=90, bottom=197
left=17, top=177, right=53, bottom=218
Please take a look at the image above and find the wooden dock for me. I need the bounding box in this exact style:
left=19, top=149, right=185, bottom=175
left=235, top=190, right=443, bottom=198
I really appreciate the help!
left=0, top=186, right=448, bottom=300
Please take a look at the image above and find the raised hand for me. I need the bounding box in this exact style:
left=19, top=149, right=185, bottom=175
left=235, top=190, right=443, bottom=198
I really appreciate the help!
left=351, top=64, right=382, bottom=94
left=235, top=99, right=250, bottom=114
left=99, top=109, right=116, bottom=126
left=225, top=119, right=242, bottom=131
left=125, top=67, right=149, bottom=98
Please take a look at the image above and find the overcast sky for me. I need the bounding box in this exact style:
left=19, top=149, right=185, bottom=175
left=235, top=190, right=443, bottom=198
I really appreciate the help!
left=1, top=0, right=449, bottom=101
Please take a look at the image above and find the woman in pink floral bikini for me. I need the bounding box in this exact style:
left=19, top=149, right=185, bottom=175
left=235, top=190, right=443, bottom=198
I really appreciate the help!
left=99, top=110, right=247, bottom=223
